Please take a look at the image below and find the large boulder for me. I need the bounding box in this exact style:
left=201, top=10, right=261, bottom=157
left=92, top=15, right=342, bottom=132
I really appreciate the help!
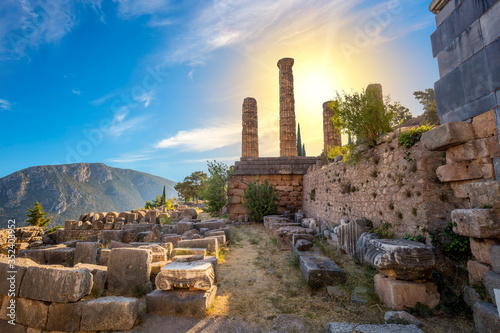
left=362, top=238, right=441, bottom=281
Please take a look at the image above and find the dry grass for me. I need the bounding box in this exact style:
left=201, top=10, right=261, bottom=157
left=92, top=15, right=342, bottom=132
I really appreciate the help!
left=205, top=224, right=475, bottom=332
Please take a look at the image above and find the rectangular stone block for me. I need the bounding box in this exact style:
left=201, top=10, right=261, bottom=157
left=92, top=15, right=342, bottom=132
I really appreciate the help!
left=299, top=256, right=346, bottom=288
left=480, top=0, right=500, bottom=45
left=162, top=234, right=182, bottom=248
left=177, top=222, right=194, bottom=235
left=473, top=302, right=500, bottom=333
left=102, top=230, right=124, bottom=246
left=20, top=266, right=92, bottom=302
left=146, top=286, right=217, bottom=317
left=206, top=228, right=230, bottom=241
left=74, top=263, right=107, bottom=297
left=0, top=258, right=37, bottom=297
left=80, top=296, right=139, bottom=331
left=75, top=242, right=98, bottom=265
left=452, top=208, right=500, bottom=238
left=178, top=239, right=218, bottom=258
left=99, top=249, right=110, bottom=266
left=484, top=271, right=500, bottom=305
left=16, top=298, right=48, bottom=330
left=472, top=110, right=498, bottom=139
left=468, top=260, right=491, bottom=285
left=16, top=249, right=45, bottom=264
left=43, top=247, right=75, bottom=267
left=461, top=50, right=493, bottom=104
left=436, top=162, right=494, bottom=182
left=156, top=261, right=214, bottom=291
left=422, top=122, right=474, bottom=151
left=374, top=274, right=440, bottom=311
left=492, top=245, right=500, bottom=273
left=46, top=302, right=82, bottom=332
left=471, top=238, right=500, bottom=265
left=292, top=233, right=314, bottom=246
left=193, top=221, right=226, bottom=231
left=465, top=181, right=500, bottom=207
left=173, top=248, right=207, bottom=256
left=446, top=138, right=491, bottom=164
left=206, top=235, right=226, bottom=247
left=107, top=248, right=153, bottom=294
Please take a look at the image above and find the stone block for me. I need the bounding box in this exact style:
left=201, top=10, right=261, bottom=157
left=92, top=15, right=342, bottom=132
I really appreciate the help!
left=65, top=220, right=78, bottom=230
left=492, top=245, right=500, bottom=273
left=337, top=218, right=370, bottom=259
left=296, top=239, right=313, bottom=251
left=16, top=249, right=45, bottom=264
left=277, top=226, right=314, bottom=251
left=176, top=221, right=194, bottom=235
left=461, top=50, right=493, bottom=104
left=484, top=271, right=500, bottom=305
left=466, top=181, right=500, bottom=207
left=74, top=242, right=98, bottom=265
left=99, top=249, right=110, bottom=266
left=46, top=302, right=82, bottom=332
left=104, top=222, right=114, bottom=230
left=480, top=0, right=500, bottom=45
left=122, top=228, right=138, bottom=243
left=384, top=311, right=424, bottom=328
left=16, top=298, right=48, bottom=329
left=156, top=261, right=215, bottom=291
left=20, top=266, right=92, bottom=302
left=74, top=263, right=107, bottom=297
left=107, top=248, right=153, bottom=294
left=446, top=138, right=491, bottom=164
left=326, top=322, right=425, bottom=333
left=138, top=244, right=168, bottom=262
left=43, top=247, right=75, bottom=266
left=161, top=242, right=173, bottom=259
left=146, top=286, right=217, bottom=317
left=162, top=234, right=182, bottom=247
left=436, top=162, right=494, bottom=182
left=464, top=285, right=482, bottom=307
left=473, top=302, right=500, bottom=333
left=173, top=247, right=207, bottom=256
left=292, top=233, right=314, bottom=246
left=144, top=225, right=163, bottom=243
left=362, top=239, right=442, bottom=281
left=434, top=70, right=465, bottom=119
left=374, top=274, right=440, bottom=311
left=452, top=209, right=500, bottom=238
left=206, top=235, right=226, bottom=248
left=178, top=239, right=218, bottom=257
left=472, top=110, right=497, bottom=138
left=102, top=230, right=124, bottom=246
left=421, top=122, right=474, bottom=151
left=299, top=256, right=346, bottom=288
left=468, top=260, right=491, bottom=285
left=0, top=258, right=37, bottom=297
left=471, top=238, right=500, bottom=265
left=0, top=319, right=25, bottom=333
left=80, top=296, right=139, bottom=331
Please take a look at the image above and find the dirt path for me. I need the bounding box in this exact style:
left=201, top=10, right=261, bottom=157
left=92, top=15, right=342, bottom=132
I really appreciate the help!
left=134, top=224, right=476, bottom=333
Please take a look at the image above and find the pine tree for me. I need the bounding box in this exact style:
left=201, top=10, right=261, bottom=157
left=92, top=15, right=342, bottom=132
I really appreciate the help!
left=297, top=123, right=302, bottom=156
left=302, top=143, right=306, bottom=156
left=25, top=202, right=51, bottom=227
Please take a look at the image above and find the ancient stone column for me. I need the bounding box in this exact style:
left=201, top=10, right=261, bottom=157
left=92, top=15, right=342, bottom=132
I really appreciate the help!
left=241, top=98, right=259, bottom=158
left=366, top=83, right=383, bottom=101
left=277, top=58, right=298, bottom=157
left=323, top=101, right=342, bottom=154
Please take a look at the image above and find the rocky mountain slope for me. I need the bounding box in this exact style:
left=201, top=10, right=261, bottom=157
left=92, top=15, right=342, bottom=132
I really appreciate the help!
left=0, top=163, right=176, bottom=228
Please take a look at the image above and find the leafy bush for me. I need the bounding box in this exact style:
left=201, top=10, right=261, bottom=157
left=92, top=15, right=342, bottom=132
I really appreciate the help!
left=402, top=234, right=426, bottom=243
left=243, top=180, right=278, bottom=222
left=430, top=223, right=471, bottom=262
left=326, top=143, right=362, bottom=165
left=204, top=161, right=233, bottom=215
left=398, top=124, right=435, bottom=148
left=370, top=222, right=395, bottom=239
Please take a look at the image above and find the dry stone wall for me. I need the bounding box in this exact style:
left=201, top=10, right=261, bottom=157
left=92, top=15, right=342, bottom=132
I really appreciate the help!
left=302, top=129, right=466, bottom=238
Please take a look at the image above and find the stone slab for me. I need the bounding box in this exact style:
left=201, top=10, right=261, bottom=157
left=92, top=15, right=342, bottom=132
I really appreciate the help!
left=471, top=238, right=500, bottom=265
left=19, top=266, right=92, bottom=303
left=46, top=302, right=82, bottom=332
left=162, top=235, right=182, bottom=248
left=0, top=258, right=37, bottom=297
left=178, top=238, right=218, bottom=257
left=452, top=209, right=500, bottom=238
left=177, top=222, right=194, bottom=235
left=173, top=247, right=207, bottom=256
left=0, top=319, right=25, bottom=333
left=421, top=122, right=475, bottom=151
left=74, top=242, right=98, bottom=265
left=107, top=248, right=153, bottom=295
left=16, top=297, right=48, bottom=330
left=466, top=181, right=500, bottom=208
left=156, top=261, right=215, bottom=291
left=374, top=274, right=440, bottom=311
left=43, top=247, right=75, bottom=266
left=277, top=226, right=314, bottom=251
left=80, top=296, right=139, bottom=331
left=146, top=285, right=217, bottom=317
left=326, top=322, right=425, bottom=333
left=473, top=302, right=500, bottom=333
left=299, top=256, right=346, bottom=288
left=484, top=271, right=500, bottom=305
left=74, top=263, right=107, bottom=297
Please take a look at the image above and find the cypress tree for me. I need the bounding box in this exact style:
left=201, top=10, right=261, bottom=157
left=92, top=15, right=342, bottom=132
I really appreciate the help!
left=161, top=186, right=166, bottom=206
left=302, top=143, right=306, bottom=156
left=297, top=123, right=302, bottom=156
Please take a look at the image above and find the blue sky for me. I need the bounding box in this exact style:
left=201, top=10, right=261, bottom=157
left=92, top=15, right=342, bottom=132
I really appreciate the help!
left=0, top=0, right=438, bottom=182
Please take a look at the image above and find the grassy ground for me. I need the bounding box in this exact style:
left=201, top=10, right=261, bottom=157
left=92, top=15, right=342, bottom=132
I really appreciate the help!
left=206, top=224, right=475, bottom=332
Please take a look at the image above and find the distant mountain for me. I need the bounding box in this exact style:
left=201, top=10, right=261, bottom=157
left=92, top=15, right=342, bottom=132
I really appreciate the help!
left=0, top=163, right=177, bottom=229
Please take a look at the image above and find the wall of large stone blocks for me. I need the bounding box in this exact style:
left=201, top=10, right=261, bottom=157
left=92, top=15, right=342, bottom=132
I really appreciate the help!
left=431, top=0, right=500, bottom=123
left=302, top=130, right=466, bottom=238
left=228, top=174, right=304, bottom=220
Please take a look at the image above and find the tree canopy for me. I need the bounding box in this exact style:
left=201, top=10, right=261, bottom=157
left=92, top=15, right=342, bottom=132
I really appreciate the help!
left=414, top=88, right=439, bottom=125
left=204, top=160, right=233, bottom=215
left=25, top=201, right=51, bottom=227
left=174, top=171, right=207, bottom=203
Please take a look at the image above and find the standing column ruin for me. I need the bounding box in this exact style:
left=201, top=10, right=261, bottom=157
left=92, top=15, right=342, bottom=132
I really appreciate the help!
left=277, top=58, right=298, bottom=157
left=323, top=101, right=342, bottom=154
left=242, top=97, right=259, bottom=158
left=366, top=83, right=383, bottom=101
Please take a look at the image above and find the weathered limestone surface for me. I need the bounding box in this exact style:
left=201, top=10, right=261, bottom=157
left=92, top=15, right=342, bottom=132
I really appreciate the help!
left=74, top=242, right=98, bottom=264
left=242, top=97, right=259, bottom=158
left=299, top=256, right=346, bottom=288
left=362, top=238, right=441, bottom=281
left=173, top=248, right=207, bottom=256
left=471, top=238, right=500, bottom=265
left=74, top=263, right=107, bottom=297
left=468, top=260, right=491, bottom=285
left=473, top=302, right=500, bottom=333
left=337, top=219, right=370, bottom=259
left=146, top=285, right=217, bottom=317
left=178, top=238, right=219, bottom=257
left=452, top=209, right=500, bottom=238
left=277, top=57, right=297, bottom=157
left=163, top=234, right=182, bottom=247
left=144, top=225, right=163, bottom=243
left=46, top=302, right=82, bottom=332
left=20, top=266, right=92, bottom=302
left=80, top=296, right=139, bottom=331
left=374, top=274, right=440, bottom=310
left=0, top=258, right=37, bottom=297
left=277, top=226, right=313, bottom=251
left=384, top=311, right=424, bottom=328
left=177, top=222, right=194, bottom=235
left=323, top=101, right=342, bottom=153
left=43, top=247, right=75, bottom=266
left=107, top=248, right=152, bottom=294
left=464, top=285, right=482, bottom=307
left=326, top=322, right=425, bottom=333
left=422, top=122, right=475, bottom=151
left=0, top=320, right=25, bottom=333
left=156, top=261, right=215, bottom=291
left=16, top=297, right=48, bottom=329
left=138, top=244, right=168, bottom=262
left=466, top=181, right=500, bottom=208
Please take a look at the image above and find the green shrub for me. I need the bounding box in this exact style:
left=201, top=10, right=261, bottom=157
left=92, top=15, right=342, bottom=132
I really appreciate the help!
left=370, top=222, right=395, bottom=239
left=204, top=161, right=233, bottom=215
left=46, top=225, right=63, bottom=234
left=242, top=180, right=278, bottom=222
left=430, top=223, right=471, bottom=262
left=402, top=234, right=426, bottom=243
left=326, top=143, right=362, bottom=166
left=398, top=124, right=435, bottom=148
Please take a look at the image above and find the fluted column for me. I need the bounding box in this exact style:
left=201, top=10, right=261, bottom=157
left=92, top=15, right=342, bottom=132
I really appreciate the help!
left=366, top=83, right=383, bottom=101
left=242, top=97, right=259, bottom=158
left=323, top=101, right=342, bottom=153
left=277, top=58, right=298, bottom=157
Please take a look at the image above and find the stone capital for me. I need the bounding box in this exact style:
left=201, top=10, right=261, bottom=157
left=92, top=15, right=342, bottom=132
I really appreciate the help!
left=277, top=58, right=294, bottom=69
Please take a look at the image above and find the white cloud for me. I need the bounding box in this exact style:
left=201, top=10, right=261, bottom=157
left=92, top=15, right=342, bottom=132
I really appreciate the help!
left=137, top=90, right=154, bottom=107
left=0, top=99, right=12, bottom=111
left=107, top=154, right=152, bottom=163
left=187, top=68, right=194, bottom=79
left=184, top=156, right=240, bottom=163
left=113, top=0, right=171, bottom=19
left=155, top=123, right=241, bottom=152
left=108, top=108, right=150, bottom=136
left=72, top=89, right=81, bottom=95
